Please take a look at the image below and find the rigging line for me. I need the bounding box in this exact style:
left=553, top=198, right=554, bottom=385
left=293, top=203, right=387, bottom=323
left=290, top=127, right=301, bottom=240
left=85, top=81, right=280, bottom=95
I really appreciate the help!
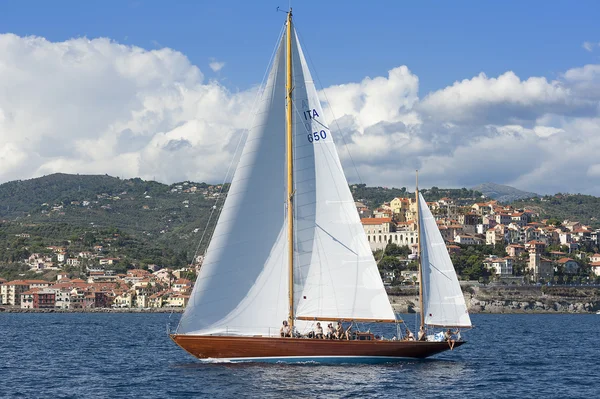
left=176, top=23, right=286, bottom=333
left=293, top=23, right=364, bottom=186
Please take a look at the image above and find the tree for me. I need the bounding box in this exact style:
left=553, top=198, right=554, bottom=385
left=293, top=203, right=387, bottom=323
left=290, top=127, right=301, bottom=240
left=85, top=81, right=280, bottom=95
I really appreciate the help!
left=378, top=256, right=402, bottom=270
left=384, top=243, right=410, bottom=257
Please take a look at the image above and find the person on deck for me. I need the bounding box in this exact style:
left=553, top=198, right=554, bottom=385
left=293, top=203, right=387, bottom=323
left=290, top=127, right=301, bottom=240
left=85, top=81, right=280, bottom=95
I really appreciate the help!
left=280, top=320, right=291, bottom=337
left=405, top=328, right=415, bottom=341
left=315, top=322, right=324, bottom=339
left=444, top=328, right=456, bottom=349
left=334, top=322, right=343, bottom=339
left=326, top=323, right=335, bottom=339
left=418, top=326, right=427, bottom=341
left=344, top=324, right=353, bottom=340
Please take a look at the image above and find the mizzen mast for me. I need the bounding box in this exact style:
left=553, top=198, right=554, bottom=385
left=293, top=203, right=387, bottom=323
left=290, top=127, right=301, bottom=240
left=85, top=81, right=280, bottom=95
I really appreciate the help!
left=285, top=9, right=295, bottom=329
left=416, top=170, right=425, bottom=330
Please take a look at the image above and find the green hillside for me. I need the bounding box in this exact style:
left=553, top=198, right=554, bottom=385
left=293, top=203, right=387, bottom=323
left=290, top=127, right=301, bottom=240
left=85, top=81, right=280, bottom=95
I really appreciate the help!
left=1, top=174, right=598, bottom=273
left=351, top=183, right=483, bottom=208
left=0, top=174, right=221, bottom=261
left=512, top=194, right=600, bottom=228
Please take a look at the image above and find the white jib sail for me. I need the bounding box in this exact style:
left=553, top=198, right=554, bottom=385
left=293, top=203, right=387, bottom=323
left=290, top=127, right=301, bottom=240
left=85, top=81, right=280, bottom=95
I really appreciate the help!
left=177, top=33, right=289, bottom=336
left=419, top=193, right=472, bottom=327
left=291, top=29, right=395, bottom=324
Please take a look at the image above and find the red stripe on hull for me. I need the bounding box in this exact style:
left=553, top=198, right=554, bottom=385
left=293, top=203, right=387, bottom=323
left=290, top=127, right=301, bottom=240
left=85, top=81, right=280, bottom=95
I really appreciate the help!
left=170, top=335, right=463, bottom=360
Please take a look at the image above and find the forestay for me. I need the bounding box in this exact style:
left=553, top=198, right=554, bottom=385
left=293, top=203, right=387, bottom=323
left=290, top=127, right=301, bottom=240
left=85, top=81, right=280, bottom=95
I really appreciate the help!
left=418, top=193, right=472, bottom=327
left=290, top=29, right=395, bottom=324
left=177, top=33, right=289, bottom=336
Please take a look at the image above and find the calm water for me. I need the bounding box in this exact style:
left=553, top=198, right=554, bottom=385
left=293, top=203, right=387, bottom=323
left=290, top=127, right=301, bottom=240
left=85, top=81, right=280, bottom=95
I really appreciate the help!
left=1, top=313, right=598, bottom=398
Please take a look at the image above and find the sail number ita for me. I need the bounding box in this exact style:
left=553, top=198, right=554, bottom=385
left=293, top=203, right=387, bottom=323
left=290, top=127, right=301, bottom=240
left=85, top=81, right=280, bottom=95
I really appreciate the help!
left=307, top=130, right=327, bottom=143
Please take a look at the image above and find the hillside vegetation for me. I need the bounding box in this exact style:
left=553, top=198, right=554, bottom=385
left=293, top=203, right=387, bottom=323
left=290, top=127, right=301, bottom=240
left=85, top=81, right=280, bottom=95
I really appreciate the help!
left=1, top=174, right=599, bottom=268
left=512, top=194, right=600, bottom=228
left=0, top=174, right=221, bottom=260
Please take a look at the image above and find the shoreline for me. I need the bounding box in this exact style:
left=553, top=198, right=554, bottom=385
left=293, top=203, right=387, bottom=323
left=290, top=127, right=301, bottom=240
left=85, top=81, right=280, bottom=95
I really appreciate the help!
left=0, top=307, right=184, bottom=313
left=2, top=306, right=598, bottom=315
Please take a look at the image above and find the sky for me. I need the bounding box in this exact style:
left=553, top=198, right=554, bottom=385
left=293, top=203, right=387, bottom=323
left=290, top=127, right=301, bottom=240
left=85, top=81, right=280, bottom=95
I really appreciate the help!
left=1, top=0, right=600, bottom=194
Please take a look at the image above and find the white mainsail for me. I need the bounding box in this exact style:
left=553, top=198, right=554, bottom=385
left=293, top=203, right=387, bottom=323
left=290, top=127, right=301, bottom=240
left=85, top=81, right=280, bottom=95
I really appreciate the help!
left=290, top=30, right=395, bottom=322
left=418, top=193, right=472, bottom=327
left=177, top=34, right=289, bottom=336
left=178, top=21, right=395, bottom=337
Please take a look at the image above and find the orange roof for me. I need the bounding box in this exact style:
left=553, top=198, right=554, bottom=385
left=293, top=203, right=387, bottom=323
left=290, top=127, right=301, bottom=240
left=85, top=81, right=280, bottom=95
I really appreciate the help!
left=361, top=217, right=392, bottom=225
left=590, top=262, right=600, bottom=267
left=556, top=258, right=577, bottom=264
left=21, top=288, right=42, bottom=295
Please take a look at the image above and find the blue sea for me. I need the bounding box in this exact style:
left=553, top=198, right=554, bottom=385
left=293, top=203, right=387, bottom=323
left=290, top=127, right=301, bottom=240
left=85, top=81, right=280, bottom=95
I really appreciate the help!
left=1, top=313, right=598, bottom=398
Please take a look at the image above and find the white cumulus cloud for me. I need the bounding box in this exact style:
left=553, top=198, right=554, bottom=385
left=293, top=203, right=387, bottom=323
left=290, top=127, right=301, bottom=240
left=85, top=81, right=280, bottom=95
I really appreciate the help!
left=1, top=33, right=600, bottom=195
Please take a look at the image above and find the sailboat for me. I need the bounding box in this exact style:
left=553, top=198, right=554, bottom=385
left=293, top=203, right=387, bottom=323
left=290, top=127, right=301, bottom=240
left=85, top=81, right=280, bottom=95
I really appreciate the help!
left=170, top=10, right=471, bottom=362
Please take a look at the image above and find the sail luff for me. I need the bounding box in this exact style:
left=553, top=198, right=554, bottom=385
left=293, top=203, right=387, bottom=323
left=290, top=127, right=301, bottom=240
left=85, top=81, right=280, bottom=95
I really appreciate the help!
left=286, top=10, right=295, bottom=329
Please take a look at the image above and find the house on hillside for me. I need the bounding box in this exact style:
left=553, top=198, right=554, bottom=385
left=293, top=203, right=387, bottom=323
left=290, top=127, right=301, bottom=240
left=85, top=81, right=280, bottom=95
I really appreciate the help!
left=506, top=244, right=525, bottom=258
left=555, top=258, right=580, bottom=274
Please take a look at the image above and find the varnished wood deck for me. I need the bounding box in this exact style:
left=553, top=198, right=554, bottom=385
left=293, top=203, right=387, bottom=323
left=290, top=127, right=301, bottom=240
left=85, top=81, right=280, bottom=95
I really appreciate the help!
left=170, top=334, right=464, bottom=361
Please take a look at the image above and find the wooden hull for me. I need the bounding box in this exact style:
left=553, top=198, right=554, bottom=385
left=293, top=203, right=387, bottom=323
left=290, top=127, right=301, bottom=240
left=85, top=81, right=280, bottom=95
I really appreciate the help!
left=170, top=334, right=464, bottom=362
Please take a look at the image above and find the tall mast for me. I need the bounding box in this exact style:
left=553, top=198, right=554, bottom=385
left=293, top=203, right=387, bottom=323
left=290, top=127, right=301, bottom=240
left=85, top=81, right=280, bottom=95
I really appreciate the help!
left=416, top=170, right=425, bottom=329
left=286, top=9, right=295, bottom=329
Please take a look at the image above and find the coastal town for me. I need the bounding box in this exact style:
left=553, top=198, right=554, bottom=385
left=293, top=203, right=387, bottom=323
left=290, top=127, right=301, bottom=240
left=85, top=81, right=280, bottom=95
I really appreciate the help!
left=1, top=190, right=600, bottom=311
left=359, top=194, right=600, bottom=286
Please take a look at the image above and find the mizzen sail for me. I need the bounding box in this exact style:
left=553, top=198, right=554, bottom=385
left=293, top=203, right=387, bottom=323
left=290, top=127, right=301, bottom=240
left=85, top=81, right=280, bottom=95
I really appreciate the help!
left=418, top=193, right=471, bottom=327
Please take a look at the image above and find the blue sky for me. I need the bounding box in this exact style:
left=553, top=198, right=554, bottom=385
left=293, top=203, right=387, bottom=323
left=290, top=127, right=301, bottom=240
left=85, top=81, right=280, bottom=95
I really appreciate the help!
left=1, top=1, right=600, bottom=193
left=2, top=0, right=599, bottom=95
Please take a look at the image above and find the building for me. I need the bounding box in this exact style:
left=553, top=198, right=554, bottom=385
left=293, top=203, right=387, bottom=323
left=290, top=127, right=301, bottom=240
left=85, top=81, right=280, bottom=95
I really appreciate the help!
left=484, top=257, right=514, bottom=277
left=495, top=214, right=512, bottom=225
left=486, top=226, right=506, bottom=246
left=555, top=258, right=580, bottom=274
left=446, top=245, right=461, bottom=255
left=1, top=280, right=50, bottom=306
left=458, top=213, right=479, bottom=226
left=355, top=202, right=372, bottom=218
left=362, top=218, right=420, bottom=250
left=173, top=279, right=193, bottom=293
left=525, top=240, right=546, bottom=253
left=506, top=244, right=525, bottom=258
left=454, top=235, right=483, bottom=245
left=591, top=262, right=600, bottom=277
left=166, top=294, right=190, bottom=307
left=20, top=288, right=56, bottom=309
left=66, top=258, right=81, bottom=267
left=390, top=197, right=412, bottom=221
left=472, top=202, right=494, bottom=216
left=113, top=292, right=134, bottom=308
left=528, top=246, right=554, bottom=282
